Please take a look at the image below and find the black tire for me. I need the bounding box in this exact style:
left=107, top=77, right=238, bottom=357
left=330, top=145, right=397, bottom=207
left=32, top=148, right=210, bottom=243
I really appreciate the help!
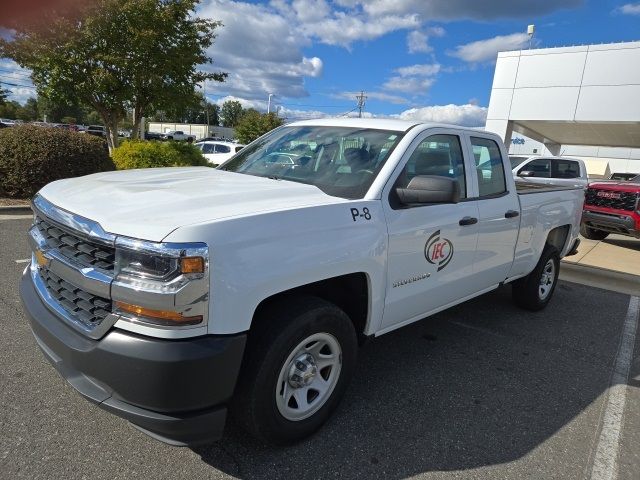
left=580, top=223, right=609, bottom=240
left=233, top=295, right=358, bottom=445
left=512, top=245, right=560, bottom=311
left=167, top=136, right=173, bottom=141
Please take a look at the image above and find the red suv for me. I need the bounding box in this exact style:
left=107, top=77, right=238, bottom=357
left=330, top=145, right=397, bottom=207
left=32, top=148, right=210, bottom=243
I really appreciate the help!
left=581, top=176, right=640, bottom=240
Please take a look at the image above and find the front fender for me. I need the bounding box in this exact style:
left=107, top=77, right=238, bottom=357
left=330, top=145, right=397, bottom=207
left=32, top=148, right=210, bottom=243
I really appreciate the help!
left=164, top=201, right=388, bottom=335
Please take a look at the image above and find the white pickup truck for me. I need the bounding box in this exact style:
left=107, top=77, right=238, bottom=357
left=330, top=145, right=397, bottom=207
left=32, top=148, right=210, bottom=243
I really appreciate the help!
left=159, top=130, right=196, bottom=142
left=20, top=119, right=583, bottom=447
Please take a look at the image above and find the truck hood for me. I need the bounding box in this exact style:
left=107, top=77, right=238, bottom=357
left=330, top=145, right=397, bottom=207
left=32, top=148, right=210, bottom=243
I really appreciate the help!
left=38, top=167, right=347, bottom=241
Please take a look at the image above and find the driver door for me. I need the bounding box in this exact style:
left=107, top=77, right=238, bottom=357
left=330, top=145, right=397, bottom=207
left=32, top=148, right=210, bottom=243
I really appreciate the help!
left=380, top=131, right=480, bottom=332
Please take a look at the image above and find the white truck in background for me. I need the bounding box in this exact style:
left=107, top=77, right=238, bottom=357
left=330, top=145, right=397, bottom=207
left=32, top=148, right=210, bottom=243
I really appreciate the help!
left=159, top=130, right=196, bottom=142
left=509, top=155, right=589, bottom=189
left=21, top=119, right=583, bottom=447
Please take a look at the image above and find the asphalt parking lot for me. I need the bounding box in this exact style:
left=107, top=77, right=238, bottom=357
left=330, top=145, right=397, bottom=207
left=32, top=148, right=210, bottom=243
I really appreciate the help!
left=1, top=215, right=639, bottom=480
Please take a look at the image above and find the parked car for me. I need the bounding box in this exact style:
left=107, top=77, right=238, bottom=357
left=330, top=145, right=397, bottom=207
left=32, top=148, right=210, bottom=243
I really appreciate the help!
left=144, top=131, right=162, bottom=141
left=81, top=125, right=106, bottom=137
left=510, top=155, right=588, bottom=189
left=195, top=141, right=245, bottom=166
left=21, top=119, right=583, bottom=447
left=608, top=172, right=639, bottom=181
left=0, top=118, right=15, bottom=126
left=160, top=130, right=196, bottom=142
left=581, top=176, right=640, bottom=239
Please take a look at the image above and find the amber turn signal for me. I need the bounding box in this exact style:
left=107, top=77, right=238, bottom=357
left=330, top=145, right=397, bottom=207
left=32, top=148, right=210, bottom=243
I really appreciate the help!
left=115, top=301, right=202, bottom=325
left=180, top=256, right=205, bottom=274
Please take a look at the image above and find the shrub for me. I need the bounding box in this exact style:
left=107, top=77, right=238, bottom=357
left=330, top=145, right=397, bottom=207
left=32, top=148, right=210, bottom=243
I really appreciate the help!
left=112, top=140, right=208, bottom=170
left=0, top=125, right=115, bottom=198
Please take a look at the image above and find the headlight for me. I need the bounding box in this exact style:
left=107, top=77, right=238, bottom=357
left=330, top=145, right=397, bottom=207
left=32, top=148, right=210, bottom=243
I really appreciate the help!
left=112, top=237, right=209, bottom=328
left=115, top=237, right=206, bottom=281
left=116, top=247, right=180, bottom=280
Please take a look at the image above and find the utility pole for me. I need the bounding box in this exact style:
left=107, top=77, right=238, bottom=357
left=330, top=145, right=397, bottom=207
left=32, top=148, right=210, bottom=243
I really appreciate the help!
left=356, top=91, right=367, bottom=118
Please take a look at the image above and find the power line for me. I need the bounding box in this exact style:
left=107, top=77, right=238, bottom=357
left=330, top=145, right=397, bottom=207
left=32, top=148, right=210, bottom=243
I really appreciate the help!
left=0, top=68, right=32, bottom=78
left=0, top=79, right=37, bottom=89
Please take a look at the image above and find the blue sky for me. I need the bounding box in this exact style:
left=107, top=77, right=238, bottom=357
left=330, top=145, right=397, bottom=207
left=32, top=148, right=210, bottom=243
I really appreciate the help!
left=2, top=0, right=640, bottom=125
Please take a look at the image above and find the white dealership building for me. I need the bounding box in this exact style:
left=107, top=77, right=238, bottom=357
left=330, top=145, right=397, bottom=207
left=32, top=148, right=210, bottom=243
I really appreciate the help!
left=485, top=40, right=640, bottom=178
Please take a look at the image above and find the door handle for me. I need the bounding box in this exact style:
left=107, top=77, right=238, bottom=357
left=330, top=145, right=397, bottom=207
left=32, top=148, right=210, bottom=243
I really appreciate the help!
left=459, top=216, right=478, bottom=226
left=505, top=210, right=520, bottom=218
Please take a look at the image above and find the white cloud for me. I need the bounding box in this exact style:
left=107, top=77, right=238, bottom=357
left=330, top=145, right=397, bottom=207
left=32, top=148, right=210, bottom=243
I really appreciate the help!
left=355, top=0, right=583, bottom=21
left=199, top=1, right=323, bottom=102
left=395, top=63, right=441, bottom=77
left=407, top=31, right=431, bottom=53
left=617, top=3, right=640, bottom=15
left=392, top=103, right=488, bottom=127
left=0, top=58, right=35, bottom=103
left=301, top=11, right=420, bottom=47
left=383, top=76, right=436, bottom=93
left=406, top=26, right=445, bottom=54
left=382, top=63, right=441, bottom=94
left=448, top=33, right=530, bottom=63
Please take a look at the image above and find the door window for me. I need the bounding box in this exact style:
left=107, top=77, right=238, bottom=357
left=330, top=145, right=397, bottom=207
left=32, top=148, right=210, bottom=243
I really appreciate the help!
left=396, top=134, right=466, bottom=199
left=521, top=159, right=551, bottom=178
left=215, top=144, right=231, bottom=154
left=553, top=160, right=580, bottom=179
left=471, top=137, right=507, bottom=197
left=202, top=144, right=215, bottom=154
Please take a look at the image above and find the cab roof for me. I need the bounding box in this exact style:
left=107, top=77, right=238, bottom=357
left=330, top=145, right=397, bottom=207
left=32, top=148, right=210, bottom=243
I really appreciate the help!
left=287, top=117, right=484, bottom=133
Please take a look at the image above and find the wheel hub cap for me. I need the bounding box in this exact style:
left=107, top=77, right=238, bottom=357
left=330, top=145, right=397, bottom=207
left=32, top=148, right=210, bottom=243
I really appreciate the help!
left=288, top=353, right=318, bottom=388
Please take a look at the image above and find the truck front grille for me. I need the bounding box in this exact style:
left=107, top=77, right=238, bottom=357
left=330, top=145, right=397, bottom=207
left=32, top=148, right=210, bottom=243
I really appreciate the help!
left=40, top=266, right=112, bottom=327
left=35, top=216, right=115, bottom=271
left=585, top=188, right=638, bottom=212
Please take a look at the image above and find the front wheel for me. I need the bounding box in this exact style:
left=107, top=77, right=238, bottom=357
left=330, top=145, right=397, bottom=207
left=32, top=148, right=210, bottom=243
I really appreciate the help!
left=233, top=296, right=357, bottom=444
left=580, top=223, right=609, bottom=240
left=512, top=246, right=560, bottom=311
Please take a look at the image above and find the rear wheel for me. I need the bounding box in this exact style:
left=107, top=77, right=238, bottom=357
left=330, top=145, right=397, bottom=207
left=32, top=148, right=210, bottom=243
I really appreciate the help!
left=512, top=245, right=560, bottom=311
left=580, top=223, right=609, bottom=240
left=233, top=296, right=357, bottom=445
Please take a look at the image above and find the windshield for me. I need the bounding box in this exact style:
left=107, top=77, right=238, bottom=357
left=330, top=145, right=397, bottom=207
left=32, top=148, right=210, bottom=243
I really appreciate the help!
left=221, top=126, right=404, bottom=199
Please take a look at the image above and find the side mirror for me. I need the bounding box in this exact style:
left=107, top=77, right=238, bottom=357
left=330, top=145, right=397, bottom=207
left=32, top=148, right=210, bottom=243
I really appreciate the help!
left=518, top=170, right=535, bottom=178
left=396, top=176, right=460, bottom=205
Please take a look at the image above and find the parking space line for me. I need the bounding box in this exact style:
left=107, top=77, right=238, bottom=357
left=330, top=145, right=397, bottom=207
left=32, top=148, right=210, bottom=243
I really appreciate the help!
left=15, top=259, right=30, bottom=264
left=589, top=295, right=639, bottom=480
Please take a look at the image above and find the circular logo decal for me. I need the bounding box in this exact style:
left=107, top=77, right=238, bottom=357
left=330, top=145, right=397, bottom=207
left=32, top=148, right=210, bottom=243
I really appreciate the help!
left=425, top=230, right=454, bottom=272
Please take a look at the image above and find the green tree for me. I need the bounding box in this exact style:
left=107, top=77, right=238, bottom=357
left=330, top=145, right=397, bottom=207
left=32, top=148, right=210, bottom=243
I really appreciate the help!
left=1, top=0, right=225, bottom=151
left=17, top=97, right=39, bottom=121
left=0, top=86, right=7, bottom=105
left=220, top=100, right=244, bottom=128
left=0, top=100, right=20, bottom=119
left=235, top=110, right=284, bottom=144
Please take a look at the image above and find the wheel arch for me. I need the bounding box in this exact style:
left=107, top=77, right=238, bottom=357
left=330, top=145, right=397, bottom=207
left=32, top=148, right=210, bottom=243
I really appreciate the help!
left=250, top=273, right=371, bottom=343
left=545, top=224, right=571, bottom=255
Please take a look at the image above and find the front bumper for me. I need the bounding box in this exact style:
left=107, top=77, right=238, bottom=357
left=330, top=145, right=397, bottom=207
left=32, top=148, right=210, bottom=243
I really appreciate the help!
left=582, top=209, right=640, bottom=238
left=20, top=272, right=246, bottom=446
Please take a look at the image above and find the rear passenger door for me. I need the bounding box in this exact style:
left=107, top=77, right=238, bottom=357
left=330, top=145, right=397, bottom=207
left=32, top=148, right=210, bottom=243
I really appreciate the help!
left=381, top=131, right=480, bottom=331
left=467, top=135, right=520, bottom=287
left=552, top=159, right=585, bottom=188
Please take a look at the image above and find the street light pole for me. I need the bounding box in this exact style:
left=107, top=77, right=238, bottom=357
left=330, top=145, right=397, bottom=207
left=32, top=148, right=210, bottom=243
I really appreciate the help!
left=267, top=93, right=274, bottom=114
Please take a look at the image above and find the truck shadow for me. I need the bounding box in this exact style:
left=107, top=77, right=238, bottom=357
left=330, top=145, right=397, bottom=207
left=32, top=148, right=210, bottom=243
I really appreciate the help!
left=602, top=236, right=640, bottom=252
left=192, top=282, right=627, bottom=479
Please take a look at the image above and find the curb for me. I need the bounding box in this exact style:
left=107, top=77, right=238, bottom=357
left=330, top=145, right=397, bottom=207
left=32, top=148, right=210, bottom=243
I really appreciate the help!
left=560, top=261, right=640, bottom=296
left=0, top=205, right=32, bottom=215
